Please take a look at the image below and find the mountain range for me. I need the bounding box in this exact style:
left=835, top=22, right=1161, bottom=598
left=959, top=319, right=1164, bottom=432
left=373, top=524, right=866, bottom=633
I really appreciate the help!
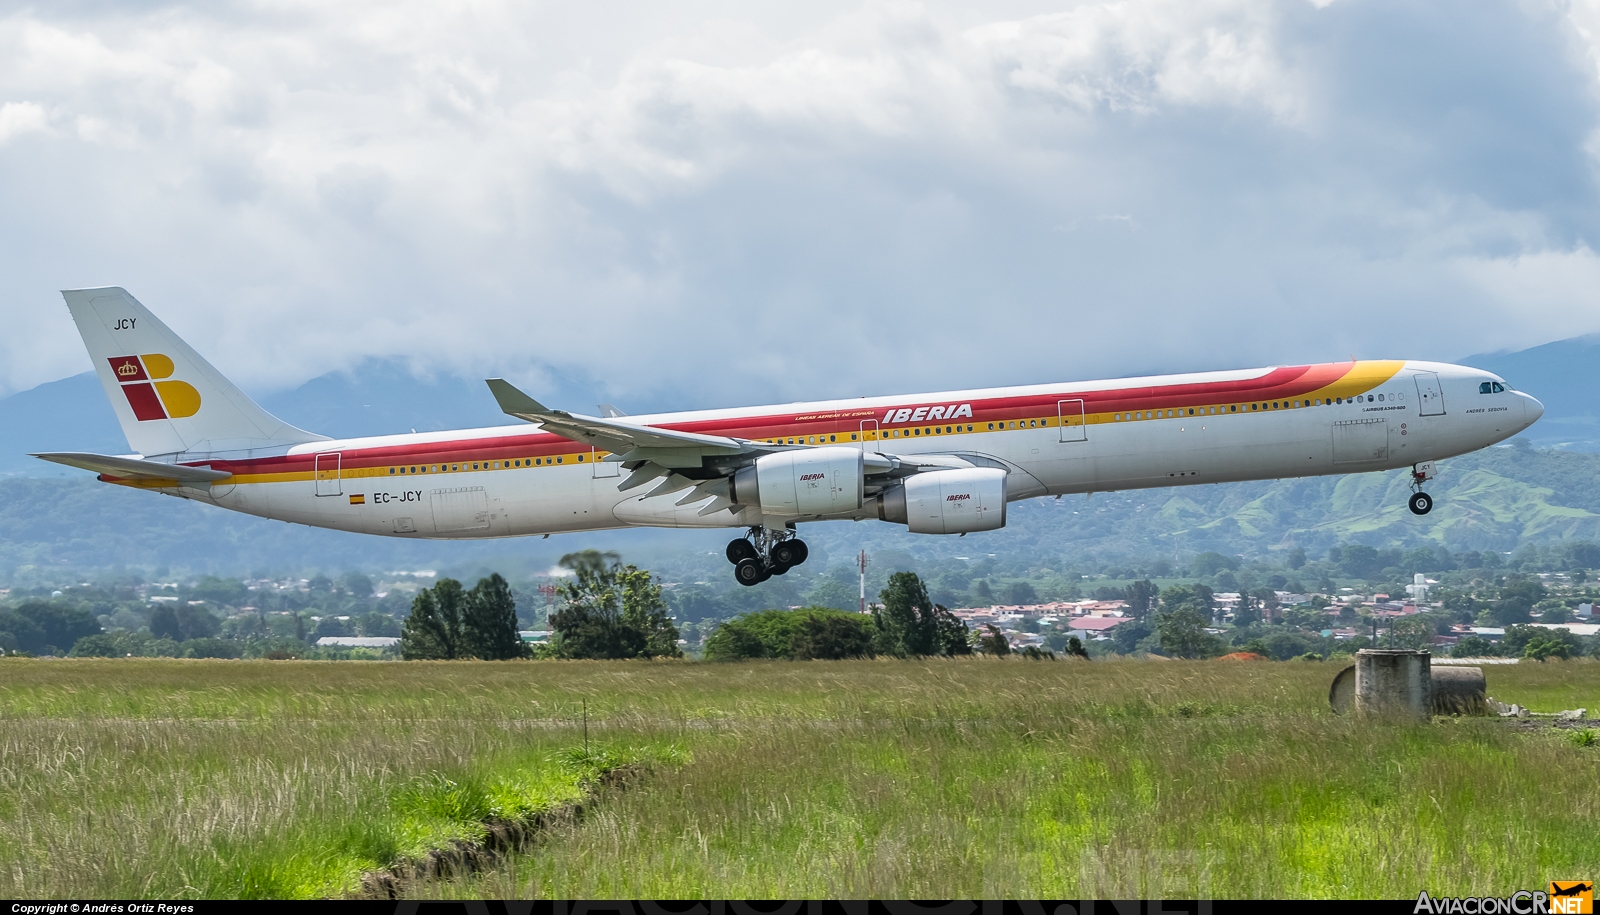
left=1, top=336, right=1596, bottom=580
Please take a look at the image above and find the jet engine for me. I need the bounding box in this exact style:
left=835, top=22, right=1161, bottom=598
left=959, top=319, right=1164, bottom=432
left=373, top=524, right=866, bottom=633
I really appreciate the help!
left=730, top=446, right=864, bottom=516
left=878, top=467, right=1007, bottom=534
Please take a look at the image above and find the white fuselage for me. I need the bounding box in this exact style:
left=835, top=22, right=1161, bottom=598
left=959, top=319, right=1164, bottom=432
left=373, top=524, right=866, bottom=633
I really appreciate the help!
left=131, top=359, right=1540, bottom=540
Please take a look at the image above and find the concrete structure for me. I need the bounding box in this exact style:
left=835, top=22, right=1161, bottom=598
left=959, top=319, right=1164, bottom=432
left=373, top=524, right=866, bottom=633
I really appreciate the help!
left=1354, top=649, right=1431, bottom=718
left=1430, top=666, right=1487, bottom=714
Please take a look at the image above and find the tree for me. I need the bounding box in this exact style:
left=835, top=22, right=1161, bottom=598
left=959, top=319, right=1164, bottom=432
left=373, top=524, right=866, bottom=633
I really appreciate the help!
left=1125, top=580, right=1160, bottom=618
left=1523, top=634, right=1573, bottom=662
left=1064, top=636, right=1091, bottom=659
left=177, top=605, right=220, bottom=640
left=980, top=624, right=1011, bottom=656
left=1232, top=596, right=1262, bottom=627
left=1281, top=605, right=1328, bottom=632
left=1112, top=619, right=1152, bottom=655
left=792, top=613, right=875, bottom=660
left=619, top=567, right=681, bottom=658
left=1450, top=635, right=1497, bottom=658
left=462, top=573, right=528, bottom=660
left=340, top=572, right=375, bottom=598
left=1191, top=552, right=1239, bottom=577
left=1159, top=584, right=1215, bottom=616
left=702, top=621, right=770, bottom=661
left=873, top=572, right=971, bottom=657
left=311, top=616, right=350, bottom=639
left=546, top=552, right=680, bottom=660
left=1155, top=606, right=1222, bottom=659
left=400, top=578, right=466, bottom=659
left=1249, top=587, right=1280, bottom=621
left=1003, top=581, right=1038, bottom=604
left=1287, top=546, right=1308, bottom=570
left=1490, top=576, right=1545, bottom=625
left=357, top=611, right=401, bottom=638
left=149, top=604, right=183, bottom=641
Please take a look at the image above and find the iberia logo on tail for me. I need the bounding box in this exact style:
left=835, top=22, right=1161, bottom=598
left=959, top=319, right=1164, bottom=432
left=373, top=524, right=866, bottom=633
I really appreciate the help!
left=107, top=355, right=201, bottom=421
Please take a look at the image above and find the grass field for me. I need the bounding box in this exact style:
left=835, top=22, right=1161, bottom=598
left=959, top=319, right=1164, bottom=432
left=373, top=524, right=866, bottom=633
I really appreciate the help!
left=0, top=657, right=1595, bottom=899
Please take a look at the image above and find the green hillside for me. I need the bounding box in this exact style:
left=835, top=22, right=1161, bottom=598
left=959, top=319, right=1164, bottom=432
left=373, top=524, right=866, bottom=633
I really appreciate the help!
left=795, top=440, right=1600, bottom=569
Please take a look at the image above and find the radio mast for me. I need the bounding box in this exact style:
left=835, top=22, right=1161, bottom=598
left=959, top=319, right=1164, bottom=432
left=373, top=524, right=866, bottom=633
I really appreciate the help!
left=858, top=549, right=868, bottom=614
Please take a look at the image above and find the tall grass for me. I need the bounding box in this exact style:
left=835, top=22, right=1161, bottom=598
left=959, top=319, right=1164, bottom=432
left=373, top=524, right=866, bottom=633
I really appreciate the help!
left=0, top=657, right=1594, bottom=898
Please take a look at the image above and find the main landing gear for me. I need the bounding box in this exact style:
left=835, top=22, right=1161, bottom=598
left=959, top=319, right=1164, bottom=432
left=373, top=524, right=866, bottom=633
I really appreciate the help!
left=1408, top=462, right=1437, bottom=516
left=726, top=527, right=809, bottom=586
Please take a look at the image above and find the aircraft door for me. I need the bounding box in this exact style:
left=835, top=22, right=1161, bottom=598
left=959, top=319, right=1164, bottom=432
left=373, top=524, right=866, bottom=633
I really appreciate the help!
left=314, top=451, right=341, bottom=497
left=592, top=447, right=619, bottom=478
left=859, top=419, right=879, bottom=451
left=1058, top=399, right=1087, bottom=442
left=1415, top=372, right=1445, bottom=416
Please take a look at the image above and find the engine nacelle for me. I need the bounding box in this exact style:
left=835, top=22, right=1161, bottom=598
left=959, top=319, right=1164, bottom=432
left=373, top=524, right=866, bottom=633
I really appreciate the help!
left=878, top=467, right=1007, bottom=534
left=731, top=446, right=864, bottom=516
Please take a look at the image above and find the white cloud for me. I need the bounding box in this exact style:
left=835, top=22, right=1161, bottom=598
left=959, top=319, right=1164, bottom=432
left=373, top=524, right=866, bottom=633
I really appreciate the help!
left=0, top=100, right=47, bottom=143
left=0, top=1, right=1596, bottom=409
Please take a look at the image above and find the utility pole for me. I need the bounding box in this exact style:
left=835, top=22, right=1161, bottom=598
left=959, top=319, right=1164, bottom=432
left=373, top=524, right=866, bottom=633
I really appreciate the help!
left=858, top=549, right=868, bottom=614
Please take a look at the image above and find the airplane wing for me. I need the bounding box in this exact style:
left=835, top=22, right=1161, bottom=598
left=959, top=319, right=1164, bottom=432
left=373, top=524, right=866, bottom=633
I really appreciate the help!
left=485, top=380, right=1018, bottom=514
left=486, top=379, right=758, bottom=468
left=33, top=451, right=232, bottom=484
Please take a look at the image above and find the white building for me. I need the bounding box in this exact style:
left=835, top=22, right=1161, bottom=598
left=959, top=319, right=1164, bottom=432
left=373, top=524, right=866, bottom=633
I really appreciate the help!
left=314, top=637, right=399, bottom=648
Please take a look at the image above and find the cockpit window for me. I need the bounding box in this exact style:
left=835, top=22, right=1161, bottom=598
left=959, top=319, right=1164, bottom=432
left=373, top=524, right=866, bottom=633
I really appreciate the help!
left=1480, top=381, right=1507, bottom=394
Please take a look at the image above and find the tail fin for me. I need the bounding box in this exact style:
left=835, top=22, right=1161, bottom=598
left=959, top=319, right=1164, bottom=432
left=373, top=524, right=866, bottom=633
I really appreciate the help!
left=61, top=287, right=327, bottom=457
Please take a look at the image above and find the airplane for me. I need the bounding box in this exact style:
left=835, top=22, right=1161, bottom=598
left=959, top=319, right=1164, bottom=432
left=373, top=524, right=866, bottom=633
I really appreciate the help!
left=35, top=287, right=1544, bottom=586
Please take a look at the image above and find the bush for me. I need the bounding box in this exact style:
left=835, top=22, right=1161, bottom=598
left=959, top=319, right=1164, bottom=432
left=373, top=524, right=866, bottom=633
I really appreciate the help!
left=1522, top=634, right=1573, bottom=662
left=1451, top=635, right=1498, bottom=658
left=704, top=608, right=875, bottom=661
left=181, top=638, right=243, bottom=660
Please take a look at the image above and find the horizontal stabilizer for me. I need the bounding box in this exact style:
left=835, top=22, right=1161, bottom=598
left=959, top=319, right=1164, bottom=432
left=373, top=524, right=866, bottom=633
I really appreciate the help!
left=33, top=452, right=232, bottom=484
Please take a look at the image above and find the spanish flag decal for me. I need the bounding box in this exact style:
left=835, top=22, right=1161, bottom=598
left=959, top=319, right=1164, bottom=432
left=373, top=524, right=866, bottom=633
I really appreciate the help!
left=108, top=355, right=201, bottom=421
left=349, top=494, right=366, bottom=505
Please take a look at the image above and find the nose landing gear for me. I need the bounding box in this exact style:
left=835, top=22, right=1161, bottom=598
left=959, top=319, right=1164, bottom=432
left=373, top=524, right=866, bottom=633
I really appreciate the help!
left=725, top=527, right=809, bottom=585
left=1408, top=462, right=1437, bottom=516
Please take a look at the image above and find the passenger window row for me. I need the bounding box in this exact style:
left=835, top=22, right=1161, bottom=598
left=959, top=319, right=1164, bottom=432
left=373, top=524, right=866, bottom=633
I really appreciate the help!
left=388, top=453, right=580, bottom=475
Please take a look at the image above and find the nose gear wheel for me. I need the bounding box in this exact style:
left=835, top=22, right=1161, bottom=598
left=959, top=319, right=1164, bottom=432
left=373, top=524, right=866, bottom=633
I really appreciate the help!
left=1408, top=463, right=1435, bottom=516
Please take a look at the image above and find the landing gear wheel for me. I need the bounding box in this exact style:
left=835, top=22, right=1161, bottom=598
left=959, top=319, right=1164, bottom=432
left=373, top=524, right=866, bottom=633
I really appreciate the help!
left=770, top=538, right=808, bottom=568
left=768, top=560, right=790, bottom=576
left=734, top=557, right=766, bottom=586
left=1408, top=492, right=1433, bottom=516
left=725, top=539, right=758, bottom=564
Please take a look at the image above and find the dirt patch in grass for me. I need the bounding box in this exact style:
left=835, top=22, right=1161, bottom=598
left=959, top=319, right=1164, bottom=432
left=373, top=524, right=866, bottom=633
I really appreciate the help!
left=359, top=764, right=644, bottom=899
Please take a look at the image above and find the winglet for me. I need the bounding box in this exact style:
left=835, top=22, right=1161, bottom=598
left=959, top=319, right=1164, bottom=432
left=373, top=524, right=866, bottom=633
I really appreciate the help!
left=485, top=379, right=553, bottom=419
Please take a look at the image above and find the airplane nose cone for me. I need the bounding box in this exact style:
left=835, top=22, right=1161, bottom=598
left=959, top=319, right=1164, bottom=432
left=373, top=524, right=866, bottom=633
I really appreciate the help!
left=1522, top=393, right=1544, bottom=426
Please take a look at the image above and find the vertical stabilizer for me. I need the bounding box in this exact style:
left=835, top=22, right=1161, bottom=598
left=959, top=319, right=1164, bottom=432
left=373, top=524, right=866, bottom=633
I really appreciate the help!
left=61, top=287, right=327, bottom=457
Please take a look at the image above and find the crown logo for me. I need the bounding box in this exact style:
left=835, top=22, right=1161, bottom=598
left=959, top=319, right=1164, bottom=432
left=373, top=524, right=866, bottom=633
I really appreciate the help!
left=117, top=362, right=139, bottom=377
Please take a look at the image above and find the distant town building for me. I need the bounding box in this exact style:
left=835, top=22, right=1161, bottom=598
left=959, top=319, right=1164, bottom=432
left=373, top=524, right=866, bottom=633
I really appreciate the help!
left=314, top=637, right=399, bottom=648
left=1405, top=573, right=1430, bottom=604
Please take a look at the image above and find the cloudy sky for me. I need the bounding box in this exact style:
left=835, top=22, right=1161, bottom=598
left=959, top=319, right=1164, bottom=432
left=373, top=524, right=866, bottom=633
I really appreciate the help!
left=2, top=0, right=1599, bottom=411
